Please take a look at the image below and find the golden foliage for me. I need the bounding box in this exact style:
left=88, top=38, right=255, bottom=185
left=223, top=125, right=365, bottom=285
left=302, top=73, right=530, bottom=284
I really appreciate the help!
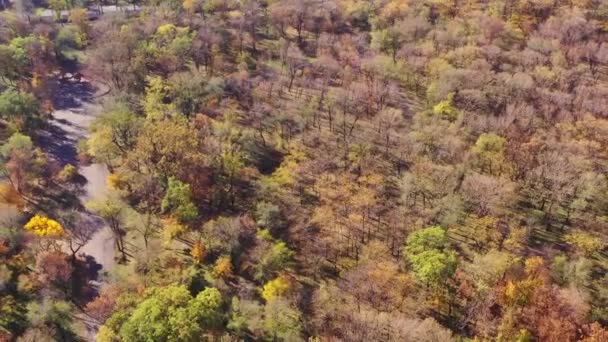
left=262, top=275, right=291, bottom=302
left=381, top=0, right=409, bottom=21
left=107, top=172, right=131, bottom=191
left=265, top=149, right=307, bottom=189
left=162, top=217, right=187, bottom=244
left=0, top=182, right=24, bottom=207
left=23, top=215, right=64, bottom=237
left=191, top=240, right=208, bottom=264
left=17, top=273, right=39, bottom=294
left=564, top=231, right=603, bottom=256
left=524, top=256, right=544, bottom=277
left=31, top=73, right=41, bottom=88
left=504, top=226, right=528, bottom=252
left=212, top=256, right=233, bottom=279
left=503, top=279, right=535, bottom=307
left=183, top=0, right=199, bottom=13
left=57, top=164, right=78, bottom=183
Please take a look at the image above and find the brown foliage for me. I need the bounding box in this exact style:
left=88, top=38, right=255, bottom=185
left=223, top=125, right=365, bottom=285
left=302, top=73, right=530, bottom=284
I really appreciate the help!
left=35, top=251, right=73, bottom=285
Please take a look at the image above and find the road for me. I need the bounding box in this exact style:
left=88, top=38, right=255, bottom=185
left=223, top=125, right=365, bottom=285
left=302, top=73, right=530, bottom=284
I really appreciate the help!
left=37, top=74, right=115, bottom=340
left=38, top=5, right=140, bottom=21
left=39, top=74, right=116, bottom=271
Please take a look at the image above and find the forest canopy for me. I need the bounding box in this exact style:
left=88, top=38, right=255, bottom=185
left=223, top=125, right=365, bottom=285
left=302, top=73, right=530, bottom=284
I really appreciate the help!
left=1, top=0, right=608, bottom=341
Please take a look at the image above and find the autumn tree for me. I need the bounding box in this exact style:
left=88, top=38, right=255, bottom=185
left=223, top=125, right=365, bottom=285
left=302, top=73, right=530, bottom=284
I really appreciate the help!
left=263, top=298, right=302, bottom=340
left=0, top=90, right=39, bottom=129
left=24, top=215, right=64, bottom=238
left=100, top=285, right=222, bottom=342
left=86, top=197, right=128, bottom=262
left=161, top=177, right=198, bottom=224
left=404, top=226, right=457, bottom=288
left=87, top=104, right=142, bottom=166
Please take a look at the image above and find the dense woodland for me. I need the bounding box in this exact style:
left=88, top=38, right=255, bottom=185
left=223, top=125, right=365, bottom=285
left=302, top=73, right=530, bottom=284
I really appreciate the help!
left=1, top=0, right=608, bottom=341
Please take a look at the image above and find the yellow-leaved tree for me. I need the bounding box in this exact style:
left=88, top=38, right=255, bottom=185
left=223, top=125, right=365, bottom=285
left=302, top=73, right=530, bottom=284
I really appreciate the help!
left=212, top=256, right=233, bottom=279
left=261, top=275, right=291, bottom=302
left=183, top=0, right=201, bottom=14
left=191, top=240, right=208, bottom=264
left=24, top=215, right=64, bottom=237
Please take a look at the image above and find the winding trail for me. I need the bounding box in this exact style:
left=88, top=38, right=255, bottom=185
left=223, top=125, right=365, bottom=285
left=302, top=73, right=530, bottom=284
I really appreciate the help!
left=38, top=75, right=116, bottom=271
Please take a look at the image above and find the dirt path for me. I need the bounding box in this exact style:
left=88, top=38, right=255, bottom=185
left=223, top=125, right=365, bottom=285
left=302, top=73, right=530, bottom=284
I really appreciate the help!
left=39, top=75, right=116, bottom=271
left=35, top=75, right=115, bottom=340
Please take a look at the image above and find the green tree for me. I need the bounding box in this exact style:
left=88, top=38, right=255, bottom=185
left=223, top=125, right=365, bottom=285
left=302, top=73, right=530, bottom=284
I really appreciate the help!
left=255, top=240, right=294, bottom=281
left=214, top=149, right=246, bottom=209
left=88, top=104, right=142, bottom=164
left=0, top=89, right=38, bottom=129
left=146, top=24, right=194, bottom=75
left=0, top=133, right=46, bottom=195
left=0, top=295, right=28, bottom=336
left=263, top=298, right=302, bottom=341
left=168, top=73, right=224, bottom=117
left=227, top=297, right=263, bottom=338
left=47, top=0, right=66, bottom=21
left=69, top=8, right=91, bottom=41
left=117, top=285, right=222, bottom=342
left=371, top=24, right=404, bottom=63
left=471, top=133, right=508, bottom=176
left=161, top=176, right=198, bottom=224
left=431, top=92, right=458, bottom=121
left=86, top=196, right=129, bottom=262
left=25, top=300, right=79, bottom=341
left=467, top=250, right=516, bottom=294
left=403, top=226, right=457, bottom=286
left=0, top=132, right=33, bottom=156
left=142, top=76, right=178, bottom=120
left=254, top=201, right=284, bottom=232
left=0, top=45, right=22, bottom=87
